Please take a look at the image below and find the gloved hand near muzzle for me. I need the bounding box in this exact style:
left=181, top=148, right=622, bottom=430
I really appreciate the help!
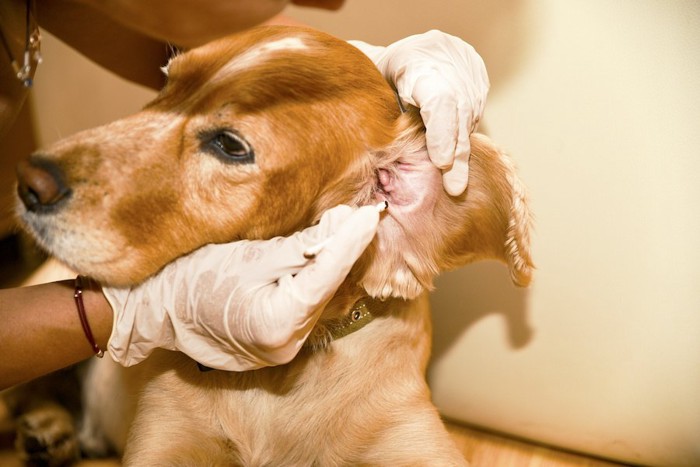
left=350, top=30, right=490, bottom=196
left=103, top=204, right=380, bottom=371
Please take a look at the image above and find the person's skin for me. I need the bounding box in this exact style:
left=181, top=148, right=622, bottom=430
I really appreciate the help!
left=0, top=280, right=112, bottom=389
left=0, top=0, right=343, bottom=135
left=0, top=0, right=343, bottom=389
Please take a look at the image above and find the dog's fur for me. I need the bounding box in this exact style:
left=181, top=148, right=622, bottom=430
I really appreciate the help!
left=14, top=26, right=532, bottom=465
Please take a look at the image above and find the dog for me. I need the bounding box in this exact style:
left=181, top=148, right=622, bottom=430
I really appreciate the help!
left=13, top=25, right=532, bottom=465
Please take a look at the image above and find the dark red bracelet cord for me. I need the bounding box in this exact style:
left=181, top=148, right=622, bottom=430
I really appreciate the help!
left=73, top=275, right=105, bottom=358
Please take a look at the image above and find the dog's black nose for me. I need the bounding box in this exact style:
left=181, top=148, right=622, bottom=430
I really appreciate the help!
left=23, top=435, right=47, bottom=454
left=16, top=156, right=71, bottom=212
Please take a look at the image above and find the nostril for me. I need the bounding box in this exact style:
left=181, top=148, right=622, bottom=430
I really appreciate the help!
left=23, top=435, right=47, bottom=454
left=16, top=156, right=71, bottom=212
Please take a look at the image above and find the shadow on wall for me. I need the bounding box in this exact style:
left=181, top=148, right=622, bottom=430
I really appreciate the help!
left=429, top=261, right=533, bottom=361
left=288, top=0, right=537, bottom=92
left=445, top=0, right=538, bottom=92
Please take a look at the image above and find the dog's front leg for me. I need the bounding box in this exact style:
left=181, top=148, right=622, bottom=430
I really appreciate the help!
left=119, top=352, right=237, bottom=466
left=362, top=406, right=469, bottom=466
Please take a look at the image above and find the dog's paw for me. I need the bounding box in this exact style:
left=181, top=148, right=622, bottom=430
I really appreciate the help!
left=14, top=403, right=80, bottom=466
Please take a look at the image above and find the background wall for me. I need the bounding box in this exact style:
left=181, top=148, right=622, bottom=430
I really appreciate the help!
left=30, top=1, right=700, bottom=465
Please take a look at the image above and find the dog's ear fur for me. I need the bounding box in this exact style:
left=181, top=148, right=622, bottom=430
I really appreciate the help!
left=354, top=112, right=533, bottom=300
left=438, top=132, right=534, bottom=287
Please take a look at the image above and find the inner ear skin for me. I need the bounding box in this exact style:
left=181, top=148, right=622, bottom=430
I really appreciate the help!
left=355, top=119, right=533, bottom=300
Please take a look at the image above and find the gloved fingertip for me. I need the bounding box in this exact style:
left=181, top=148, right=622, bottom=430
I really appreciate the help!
left=442, top=163, right=469, bottom=197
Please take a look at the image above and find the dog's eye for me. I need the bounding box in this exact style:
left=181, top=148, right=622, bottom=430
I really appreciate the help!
left=205, top=130, right=254, bottom=163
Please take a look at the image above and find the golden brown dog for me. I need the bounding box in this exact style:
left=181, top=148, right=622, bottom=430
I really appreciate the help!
left=15, top=26, right=532, bottom=465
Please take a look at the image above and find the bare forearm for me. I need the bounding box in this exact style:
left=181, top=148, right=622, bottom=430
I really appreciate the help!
left=34, top=1, right=322, bottom=90
left=37, top=2, right=169, bottom=90
left=80, top=0, right=289, bottom=49
left=0, top=280, right=112, bottom=390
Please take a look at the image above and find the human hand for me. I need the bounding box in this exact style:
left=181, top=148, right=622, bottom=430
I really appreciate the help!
left=103, top=204, right=380, bottom=371
left=350, top=30, right=490, bottom=196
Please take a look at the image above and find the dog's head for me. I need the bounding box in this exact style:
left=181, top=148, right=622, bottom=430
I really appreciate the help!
left=16, top=26, right=532, bottom=297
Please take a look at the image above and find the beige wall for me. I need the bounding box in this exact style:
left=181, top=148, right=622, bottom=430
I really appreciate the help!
left=31, top=1, right=700, bottom=465
left=30, top=37, right=155, bottom=145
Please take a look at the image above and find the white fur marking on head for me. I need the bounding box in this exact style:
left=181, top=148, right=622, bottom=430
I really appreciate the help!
left=212, top=37, right=309, bottom=84
left=161, top=45, right=182, bottom=77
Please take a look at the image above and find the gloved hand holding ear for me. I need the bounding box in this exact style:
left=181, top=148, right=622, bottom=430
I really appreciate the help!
left=104, top=204, right=380, bottom=371
left=351, top=30, right=490, bottom=196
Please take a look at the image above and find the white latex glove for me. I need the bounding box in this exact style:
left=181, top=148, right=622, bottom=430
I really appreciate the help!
left=103, top=204, right=380, bottom=371
left=350, top=30, right=490, bottom=196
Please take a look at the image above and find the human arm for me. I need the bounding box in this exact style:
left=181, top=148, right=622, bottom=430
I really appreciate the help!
left=1, top=203, right=378, bottom=388
left=34, top=0, right=344, bottom=90
left=0, top=204, right=378, bottom=387
left=82, top=0, right=344, bottom=47
left=0, top=279, right=112, bottom=390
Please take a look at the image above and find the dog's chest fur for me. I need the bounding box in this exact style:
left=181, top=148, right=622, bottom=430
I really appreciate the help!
left=87, top=295, right=435, bottom=464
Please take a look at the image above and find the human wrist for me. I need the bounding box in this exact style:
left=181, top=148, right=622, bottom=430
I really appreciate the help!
left=79, top=277, right=113, bottom=352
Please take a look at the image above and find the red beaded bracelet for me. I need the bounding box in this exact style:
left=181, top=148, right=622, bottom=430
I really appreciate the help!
left=73, top=275, right=105, bottom=358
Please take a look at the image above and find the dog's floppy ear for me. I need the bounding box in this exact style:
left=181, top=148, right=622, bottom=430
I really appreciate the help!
left=437, top=133, right=534, bottom=287
left=355, top=114, right=533, bottom=300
